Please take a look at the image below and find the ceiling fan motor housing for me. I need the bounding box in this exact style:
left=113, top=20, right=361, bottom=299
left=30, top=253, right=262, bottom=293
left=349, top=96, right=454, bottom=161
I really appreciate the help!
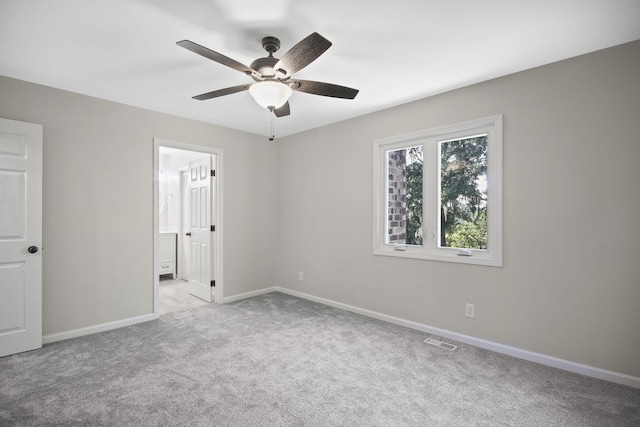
left=249, top=36, right=284, bottom=79
left=250, top=57, right=280, bottom=79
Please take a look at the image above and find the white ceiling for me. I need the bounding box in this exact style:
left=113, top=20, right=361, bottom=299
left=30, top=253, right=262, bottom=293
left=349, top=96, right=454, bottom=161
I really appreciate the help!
left=1, top=0, right=639, bottom=138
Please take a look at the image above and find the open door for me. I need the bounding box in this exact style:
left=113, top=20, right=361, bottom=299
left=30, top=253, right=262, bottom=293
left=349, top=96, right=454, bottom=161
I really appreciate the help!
left=188, top=155, right=215, bottom=302
left=180, top=170, right=190, bottom=281
left=0, top=118, right=43, bottom=357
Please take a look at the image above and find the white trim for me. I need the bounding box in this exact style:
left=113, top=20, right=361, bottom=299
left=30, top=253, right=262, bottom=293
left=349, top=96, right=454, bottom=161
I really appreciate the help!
left=153, top=138, right=225, bottom=315
left=42, top=313, right=157, bottom=345
left=222, top=287, right=277, bottom=304
left=41, top=284, right=640, bottom=388
left=273, top=287, right=640, bottom=389
left=153, top=141, right=160, bottom=316
left=373, top=115, right=503, bottom=267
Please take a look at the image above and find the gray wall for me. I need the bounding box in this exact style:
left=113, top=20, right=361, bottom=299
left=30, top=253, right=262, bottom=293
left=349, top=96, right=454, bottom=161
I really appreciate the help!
left=1, top=40, right=638, bottom=379
left=0, top=76, right=278, bottom=336
left=276, top=41, right=640, bottom=377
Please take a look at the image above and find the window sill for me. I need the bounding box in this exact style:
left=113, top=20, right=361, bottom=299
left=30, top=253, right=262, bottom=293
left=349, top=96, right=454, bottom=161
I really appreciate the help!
left=373, top=245, right=503, bottom=267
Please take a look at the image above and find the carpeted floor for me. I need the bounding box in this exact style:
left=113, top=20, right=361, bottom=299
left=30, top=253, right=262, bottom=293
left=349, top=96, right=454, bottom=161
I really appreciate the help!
left=1, top=292, right=639, bottom=426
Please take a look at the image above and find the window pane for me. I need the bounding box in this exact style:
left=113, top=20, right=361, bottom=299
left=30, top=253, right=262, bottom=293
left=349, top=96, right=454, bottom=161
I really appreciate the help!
left=386, top=145, right=423, bottom=245
left=439, top=135, right=488, bottom=249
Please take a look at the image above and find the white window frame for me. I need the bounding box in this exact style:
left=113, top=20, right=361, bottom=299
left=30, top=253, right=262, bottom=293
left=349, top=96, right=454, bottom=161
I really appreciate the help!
left=373, top=115, right=503, bottom=267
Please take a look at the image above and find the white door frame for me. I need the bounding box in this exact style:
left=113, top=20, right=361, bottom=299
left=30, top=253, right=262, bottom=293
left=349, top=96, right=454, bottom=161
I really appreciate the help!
left=153, top=138, right=224, bottom=316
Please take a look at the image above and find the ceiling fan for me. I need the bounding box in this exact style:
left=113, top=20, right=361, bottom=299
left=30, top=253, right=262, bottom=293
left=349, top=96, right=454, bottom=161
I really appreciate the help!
left=176, top=32, right=359, bottom=118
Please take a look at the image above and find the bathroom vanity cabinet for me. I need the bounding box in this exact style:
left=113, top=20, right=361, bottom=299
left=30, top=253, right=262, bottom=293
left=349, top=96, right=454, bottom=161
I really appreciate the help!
left=159, top=232, right=177, bottom=279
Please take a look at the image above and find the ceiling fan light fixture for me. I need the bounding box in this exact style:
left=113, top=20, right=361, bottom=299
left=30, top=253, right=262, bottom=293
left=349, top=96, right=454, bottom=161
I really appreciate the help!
left=249, top=80, right=292, bottom=110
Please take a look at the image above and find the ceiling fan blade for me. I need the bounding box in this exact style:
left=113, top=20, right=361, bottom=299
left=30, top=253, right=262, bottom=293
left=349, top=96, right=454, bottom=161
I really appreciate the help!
left=290, top=79, right=359, bottom=99
left=192, top=84, right=251, bottom=100
left=274, top=102, right=290, bottom=117
left=177, top=40, right=258, bottom=76
left=274, top=33, right=332, bottom=77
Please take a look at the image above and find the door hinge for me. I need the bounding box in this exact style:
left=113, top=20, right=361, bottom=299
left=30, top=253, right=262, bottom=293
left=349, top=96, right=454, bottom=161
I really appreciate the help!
left=211, top=280, right=215, bottom=287
left=211, top=225, right=215, bottom=232
left=211, top=170, right=215, bottom=177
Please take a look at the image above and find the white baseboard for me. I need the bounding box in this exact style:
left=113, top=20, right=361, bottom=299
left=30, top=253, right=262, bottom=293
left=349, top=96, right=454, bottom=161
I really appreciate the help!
left=41, top=286, right=277, bottom=344
left=42, top=313, right=158, bottom=345
left=222, top=287, right=277, bottom=304
left=273, top=287, right=640, bottom=389
left=40, top=286, right=639, bottom=389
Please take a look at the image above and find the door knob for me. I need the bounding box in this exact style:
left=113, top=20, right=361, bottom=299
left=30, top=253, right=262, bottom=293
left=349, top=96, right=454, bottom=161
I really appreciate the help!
left=28, top=246, right=39, bottom=254
left=186, top=232, right=191, bottom=236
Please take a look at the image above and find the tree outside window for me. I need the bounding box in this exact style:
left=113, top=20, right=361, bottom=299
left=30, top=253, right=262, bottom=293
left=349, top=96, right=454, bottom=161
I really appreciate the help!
left=439, top=135, right=487, bottom=249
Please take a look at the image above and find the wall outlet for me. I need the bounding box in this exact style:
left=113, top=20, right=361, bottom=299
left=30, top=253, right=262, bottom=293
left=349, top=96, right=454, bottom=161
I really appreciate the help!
left=465, top=303, right=475, bottom=318
left=298, top=271, right=304, bottom=281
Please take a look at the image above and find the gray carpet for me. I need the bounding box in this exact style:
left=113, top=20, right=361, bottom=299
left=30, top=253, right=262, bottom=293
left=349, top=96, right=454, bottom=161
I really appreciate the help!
left=1, top=292, right=638, bottom=426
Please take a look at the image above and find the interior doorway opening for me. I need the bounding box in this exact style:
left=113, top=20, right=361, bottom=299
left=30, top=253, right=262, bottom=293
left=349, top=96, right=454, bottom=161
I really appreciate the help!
left=153, top=139, right=223, bottom=316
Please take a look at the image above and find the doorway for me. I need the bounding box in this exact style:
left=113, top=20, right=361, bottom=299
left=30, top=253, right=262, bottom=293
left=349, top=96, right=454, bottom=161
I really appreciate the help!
left=153, top=139, right=224, bottom=317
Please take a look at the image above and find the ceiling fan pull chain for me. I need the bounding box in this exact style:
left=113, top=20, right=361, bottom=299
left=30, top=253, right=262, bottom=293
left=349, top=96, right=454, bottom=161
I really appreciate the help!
left=269, top=111, right=275, bottom=141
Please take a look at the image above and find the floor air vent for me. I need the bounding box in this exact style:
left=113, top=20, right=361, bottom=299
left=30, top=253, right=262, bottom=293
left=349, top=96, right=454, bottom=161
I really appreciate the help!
left=424, top=338, right=457, bottom=351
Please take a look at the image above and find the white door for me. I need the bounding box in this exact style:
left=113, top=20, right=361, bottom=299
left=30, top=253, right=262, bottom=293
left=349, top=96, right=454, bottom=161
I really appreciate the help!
left=181, top=170, right=190, bottom=281
left=188, top=156, right=214, bottom=302
left=0, top=118, right=43, bottom=358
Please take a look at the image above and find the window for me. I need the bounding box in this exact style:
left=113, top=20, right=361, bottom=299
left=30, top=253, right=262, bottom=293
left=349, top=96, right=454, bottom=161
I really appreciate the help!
left=373, top=115, right=503, bottom=266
